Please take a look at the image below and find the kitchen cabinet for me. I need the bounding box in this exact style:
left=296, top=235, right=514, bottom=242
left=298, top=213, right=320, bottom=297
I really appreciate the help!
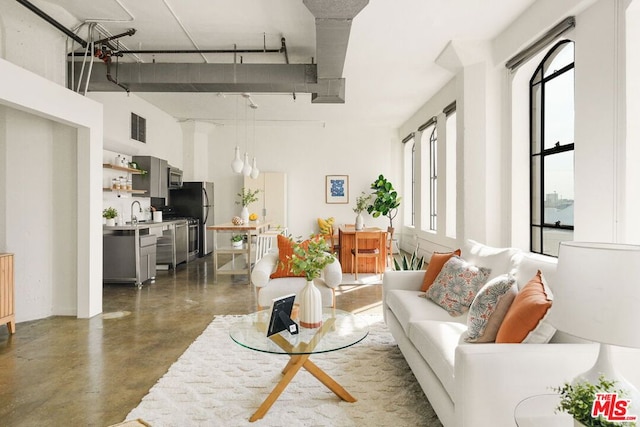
left=0, top=253, right=15, bottom=334
left=132, top=155, right=168, bottom=199
left=244, top=172, right=287, bottom=228
left=103, top=232, right=157, bottom=288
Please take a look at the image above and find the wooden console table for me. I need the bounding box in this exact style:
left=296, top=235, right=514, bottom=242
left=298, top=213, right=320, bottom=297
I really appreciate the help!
left=208, top=221, right=271, bottom=283
left=338, top=226, right=387, bottom=274
left=0, top=253, right=16, bottom=334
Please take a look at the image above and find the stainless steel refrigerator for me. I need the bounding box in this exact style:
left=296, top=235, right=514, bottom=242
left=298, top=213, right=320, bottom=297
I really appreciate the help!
left=169, top=182, right=214, bottom=257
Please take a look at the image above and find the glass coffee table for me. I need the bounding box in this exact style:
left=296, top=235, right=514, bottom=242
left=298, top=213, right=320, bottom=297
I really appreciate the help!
left=229, top=308, right=369, bottom=422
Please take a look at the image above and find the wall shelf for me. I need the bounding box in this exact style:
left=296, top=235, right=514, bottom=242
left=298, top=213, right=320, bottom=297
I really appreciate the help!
left=103, top=188, right=147, bottom=194
left=102, top=163, right=144, bottom=174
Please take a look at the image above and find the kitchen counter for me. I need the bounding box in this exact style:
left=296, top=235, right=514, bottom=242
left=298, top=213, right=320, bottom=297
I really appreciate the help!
left=102, top=219, right=184, bottom=231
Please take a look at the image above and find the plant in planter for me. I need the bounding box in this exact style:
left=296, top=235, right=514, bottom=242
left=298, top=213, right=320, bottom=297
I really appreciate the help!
left=393, top=245, right=425, bottom=271
left=366, top=174, right=401, bottom=229
left=230, top=234, right=244, bottom=248
left=353, top=192, right=372, bottom=230
left=103, top=207, right=118, bottom=226
left=553, top=375, right=635, bottom=426
left=286, top=235, right=336, bottom=328
left=236, top=187, right=260, bottom=223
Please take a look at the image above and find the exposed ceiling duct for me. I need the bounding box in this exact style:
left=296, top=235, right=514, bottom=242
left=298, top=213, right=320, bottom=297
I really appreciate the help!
left=64, top=0, right=369, bottom=103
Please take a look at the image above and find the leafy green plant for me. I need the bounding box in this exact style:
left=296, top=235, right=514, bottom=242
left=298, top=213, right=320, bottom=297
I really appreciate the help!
left=230, top=234, right=243, bottom=243
left=287, top=235, right=336, bottom=281
left=236, top=187, right=260, bottom=207
left=553, top=375, right=635, bottom=426
left=367, top=174, right=401, bottom=228
left=102, top=207, right=118, bottom=219
left=393, top=245, right=425, bottom=271
left=353, top=191, right=372, bottom=214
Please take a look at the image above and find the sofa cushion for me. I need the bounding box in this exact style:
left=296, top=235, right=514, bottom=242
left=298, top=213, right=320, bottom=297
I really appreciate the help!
left=464, top=274, right=517, bottom=343
left=496, top=270, right=555, bottom=343
left=462, top=239, right=520, bottom=281
left=420, top=249, right=462, bottom=292
left=409, top=320, right=467, bottom=401
left=270, top=234, right=308, bottom=279
left=426, top=256, right=491, bottom=316
left=512, top=251, right=558, bottom=291
left=386, top=289, right=467, bottom=335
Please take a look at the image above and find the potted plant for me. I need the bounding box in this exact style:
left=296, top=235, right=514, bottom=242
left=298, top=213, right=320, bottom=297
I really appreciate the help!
left=287, top=235, right=336, bottom=328
left=230, top=234, right=244, bottom=248
left=366, top=174, right=401, bottom=229
left=236, top=187, right=260, bottom=223
left=353, top=192, right=372, bottom=230
left=103, top=207, right=118, bottom=226
left=553, top=375, right=634, bottom=426
left=393, top=244, right=425, bottom=271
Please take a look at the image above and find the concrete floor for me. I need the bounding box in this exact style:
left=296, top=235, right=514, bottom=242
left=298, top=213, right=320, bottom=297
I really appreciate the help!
left=0, top=255, right=383, bottom=427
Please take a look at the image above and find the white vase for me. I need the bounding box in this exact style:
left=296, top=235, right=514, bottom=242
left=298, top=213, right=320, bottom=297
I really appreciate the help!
left=355, top=213, right=364, bottom=230
left=240, top=206, right=249, bottom=224
left=232, top=240, right=243, bottom=248
left=106, top=218, right=116, bottom=227
left=299, top=280, right=323, bottom=328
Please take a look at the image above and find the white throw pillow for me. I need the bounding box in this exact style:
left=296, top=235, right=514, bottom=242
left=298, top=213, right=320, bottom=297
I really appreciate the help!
left=465, top=274, right=517, bottom=343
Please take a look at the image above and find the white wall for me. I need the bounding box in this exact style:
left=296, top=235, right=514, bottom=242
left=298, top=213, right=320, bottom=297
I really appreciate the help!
left=208, top=122, right=398, bottom=238
left=0, top=57, right=103, bottom=321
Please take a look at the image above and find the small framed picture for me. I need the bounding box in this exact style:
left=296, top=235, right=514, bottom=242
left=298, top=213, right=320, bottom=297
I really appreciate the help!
left=326, top=175, right=349, bottom=204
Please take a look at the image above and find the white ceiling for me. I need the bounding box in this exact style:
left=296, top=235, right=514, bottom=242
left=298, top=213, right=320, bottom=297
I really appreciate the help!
left=43, top=0, right=536, bottom=128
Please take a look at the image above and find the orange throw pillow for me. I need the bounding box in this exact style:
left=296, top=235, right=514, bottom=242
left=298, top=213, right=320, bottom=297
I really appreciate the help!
left=495, top=270, right=553, bottom=343
left=420, top=249, right=462, bottom=292
left=270, top=234, right=308, bottom=279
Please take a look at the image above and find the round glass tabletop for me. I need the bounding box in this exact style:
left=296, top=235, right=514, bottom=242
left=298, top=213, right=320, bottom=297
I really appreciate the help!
left=229, top=308, right=369, bottom=355
left=514, top=393, right=574, bottom=427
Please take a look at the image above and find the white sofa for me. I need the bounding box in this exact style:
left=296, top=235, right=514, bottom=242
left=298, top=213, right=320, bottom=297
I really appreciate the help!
left=383, top=239, right=640, bottom=427
left=251, top=251, right=343, bottom=309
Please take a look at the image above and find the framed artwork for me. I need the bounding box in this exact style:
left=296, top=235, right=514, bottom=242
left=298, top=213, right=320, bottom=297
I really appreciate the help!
left=326, top=175, right=349, bottom=204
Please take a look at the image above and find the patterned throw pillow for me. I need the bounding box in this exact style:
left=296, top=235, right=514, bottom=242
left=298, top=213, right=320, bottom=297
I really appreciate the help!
left=420, top=249, right=462, bottom=292
left=426, top=256, right=492, bottom=316
left=465, top=274, right=517, bottom=343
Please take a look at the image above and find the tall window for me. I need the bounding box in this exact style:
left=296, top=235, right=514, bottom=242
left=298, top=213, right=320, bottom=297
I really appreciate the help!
left=419, top=122, right=437, bottom=232
left=530, top=40, right=575, bottom=256
left=445, top=109, right=457, bottom=239
left=403, top=134, right=416, bottom=226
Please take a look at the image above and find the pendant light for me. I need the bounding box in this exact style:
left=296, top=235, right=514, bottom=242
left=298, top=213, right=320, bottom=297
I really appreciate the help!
left=231, top=146, right=243, bottom=173
left=249, top=101, right=260, bottom=179
left=230, top=95, right=245, bottom=173
left=242, top=152, right=252, bottom=176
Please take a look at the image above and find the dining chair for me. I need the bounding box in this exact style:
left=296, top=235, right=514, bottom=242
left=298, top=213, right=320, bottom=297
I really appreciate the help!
left=350, top=230, right=384, bottom=280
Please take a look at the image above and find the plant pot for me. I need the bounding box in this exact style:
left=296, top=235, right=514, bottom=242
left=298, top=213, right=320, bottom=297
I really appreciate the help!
left=355, top=213, right=364, bottom=230
left=299, top=280, right=322, bottom=328
left=232, top=240, right=243, bottom=249
left=240, top=206, right=249, bottom=224
left=105, top=218, right=116, bottom=227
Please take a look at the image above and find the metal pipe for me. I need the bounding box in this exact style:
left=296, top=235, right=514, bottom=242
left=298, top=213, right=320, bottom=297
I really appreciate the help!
left=281, top=37, right=289, bottom=64
left=105, top=56, right=130, bottom=93
left=108, top=48, right=283, bottom=54
left=94, top=28, right=136, bottom=46
left=161, top=0, right=208, bottom=63
left=15, top=0, right=87, bottom=48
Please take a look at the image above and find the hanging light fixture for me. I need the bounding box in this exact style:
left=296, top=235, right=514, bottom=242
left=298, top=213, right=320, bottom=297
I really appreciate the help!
left=250, top=100, right=260, bottom=179
left=241, top=93, right=253, bottom=176
left=230, top=94, right=244, bottom=173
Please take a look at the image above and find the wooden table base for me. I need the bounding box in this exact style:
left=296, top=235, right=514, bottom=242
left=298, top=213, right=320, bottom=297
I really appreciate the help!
left=249, top=353, right=356, bottom=422
left=249, top=318, right=357, bottom=422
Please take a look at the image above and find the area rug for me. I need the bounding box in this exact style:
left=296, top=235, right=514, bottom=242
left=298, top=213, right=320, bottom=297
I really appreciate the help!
left=126, top=315, right=442, bottom=427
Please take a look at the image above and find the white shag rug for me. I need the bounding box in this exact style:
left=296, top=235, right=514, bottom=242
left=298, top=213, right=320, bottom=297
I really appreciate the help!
left=126, top=315, right=441, bottom=427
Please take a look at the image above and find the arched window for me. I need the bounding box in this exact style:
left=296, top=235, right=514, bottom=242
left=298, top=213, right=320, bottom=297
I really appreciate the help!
left=530, top=40, right=575, bottom=256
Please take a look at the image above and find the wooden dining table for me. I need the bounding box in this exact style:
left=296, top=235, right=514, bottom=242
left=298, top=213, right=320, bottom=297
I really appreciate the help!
left=337, top=225, right=387, bottom=274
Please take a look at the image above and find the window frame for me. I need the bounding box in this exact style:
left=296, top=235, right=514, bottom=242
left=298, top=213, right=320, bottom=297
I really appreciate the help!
left=529, top=39, right=575, bottom=256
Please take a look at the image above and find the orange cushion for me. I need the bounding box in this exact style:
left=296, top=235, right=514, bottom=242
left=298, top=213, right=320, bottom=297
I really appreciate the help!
left=495, top=270, right=553, bottom=343
left=270, top=234, right=308, bottom=279
left=420, top=249, right=461, bottom=292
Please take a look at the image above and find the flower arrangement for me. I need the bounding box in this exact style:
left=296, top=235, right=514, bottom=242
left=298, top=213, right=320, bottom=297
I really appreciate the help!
left=353, top=191, right=372, bottom=214
left=236, top=187, right=260, bottom=207
left=553, top=375, right=634, bottom=426
left=287, top=235, right=336, bottom=281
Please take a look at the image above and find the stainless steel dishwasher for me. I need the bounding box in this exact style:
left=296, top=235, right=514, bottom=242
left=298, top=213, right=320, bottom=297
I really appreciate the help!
left=174, top=220, right=188, bottom=266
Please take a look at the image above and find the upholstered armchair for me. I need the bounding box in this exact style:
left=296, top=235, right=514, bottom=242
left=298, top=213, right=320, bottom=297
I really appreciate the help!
left=251, top=250, right=343, bottom=310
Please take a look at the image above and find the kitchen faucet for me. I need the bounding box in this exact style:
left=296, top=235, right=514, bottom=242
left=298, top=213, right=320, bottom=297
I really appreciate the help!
left=131, top=200, right=142, bottom=225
